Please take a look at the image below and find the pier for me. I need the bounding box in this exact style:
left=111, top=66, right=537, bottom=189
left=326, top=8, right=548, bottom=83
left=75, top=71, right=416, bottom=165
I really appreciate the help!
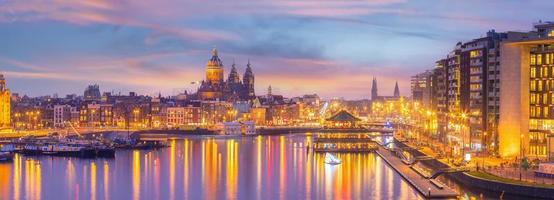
left=375, top=144, right=458, bottom=199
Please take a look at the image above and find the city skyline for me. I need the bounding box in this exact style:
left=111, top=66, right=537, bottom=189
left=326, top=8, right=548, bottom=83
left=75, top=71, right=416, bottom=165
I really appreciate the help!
left=0, top=1, right=553, bottom=99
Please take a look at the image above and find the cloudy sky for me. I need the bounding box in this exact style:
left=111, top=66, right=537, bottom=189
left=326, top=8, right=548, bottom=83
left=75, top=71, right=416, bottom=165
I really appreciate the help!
left=0, top=0, right=552, bottom=99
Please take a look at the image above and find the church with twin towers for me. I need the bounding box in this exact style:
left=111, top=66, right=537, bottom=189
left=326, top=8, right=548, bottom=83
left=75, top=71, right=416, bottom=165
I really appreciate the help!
left=196, top=48, right=256, bottom=101
left=371, top=77, right=400, bottom=101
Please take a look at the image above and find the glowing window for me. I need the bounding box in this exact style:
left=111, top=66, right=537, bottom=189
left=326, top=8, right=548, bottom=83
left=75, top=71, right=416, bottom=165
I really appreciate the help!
left=538, top=54, right=543, bottom=65
left=470, top=50, right=480, bottom=58
left=549, top=30, right=554, bottom=37
left=531, top=54, right=537, bottom=65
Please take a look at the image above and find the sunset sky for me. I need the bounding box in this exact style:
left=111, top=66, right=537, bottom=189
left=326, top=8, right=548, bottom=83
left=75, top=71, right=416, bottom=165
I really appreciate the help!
left=0, top=0, right=552, bottom=99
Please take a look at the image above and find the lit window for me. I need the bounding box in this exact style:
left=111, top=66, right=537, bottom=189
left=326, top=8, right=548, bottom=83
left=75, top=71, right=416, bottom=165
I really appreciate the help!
left=470, top=50, right=480, bottom=58
left=538, top=54, right=543, bottom=65
left=549, top=30, right=554, bottom=37
left=531, top=54, right=537, bottom=65
left=531, top=68, right=536, bottom=78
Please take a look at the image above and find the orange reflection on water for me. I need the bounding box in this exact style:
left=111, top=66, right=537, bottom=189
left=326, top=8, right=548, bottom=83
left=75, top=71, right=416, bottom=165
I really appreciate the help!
left=13, top=154, right=21, bottom=200
left=132, top=150, right=140, bottom=200
left=90, top=162, right=97, bottom=200
left=24, top=158, right=41, bottom=200
left=103, top=161, right=109, bottom=200
left=226, top=140, right=238, bottom=198
left=255, top=136, right=262, bottom=199
left=0, top=161, right=11, bottom=199
left=304, top=136, right=312, bottom=199
left=169, top=139, right=176, bottom=200
left=202, top=139, right=219, bottom=200
left=183, top=139, right=190, bottom=198
left=66, top=160, right=75, bottom=199
left=278, top=136, right=286, bottom=200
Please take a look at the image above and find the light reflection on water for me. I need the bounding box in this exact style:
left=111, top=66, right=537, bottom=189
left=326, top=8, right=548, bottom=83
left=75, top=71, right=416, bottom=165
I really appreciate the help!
left=0, top=134, right=430, bottom=199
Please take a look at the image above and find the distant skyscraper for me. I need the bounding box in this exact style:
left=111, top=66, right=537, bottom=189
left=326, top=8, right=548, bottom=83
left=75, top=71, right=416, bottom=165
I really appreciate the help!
left=394, top=81, right=400, bottom=97
left=371, top=77, right=378, bottom=100
left=0, top=74, right=10, bottom=130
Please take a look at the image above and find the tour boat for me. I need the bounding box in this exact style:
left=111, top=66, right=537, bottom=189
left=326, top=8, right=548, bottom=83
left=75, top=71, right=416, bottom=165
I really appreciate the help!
left=325, top=153, right=341, bottom=165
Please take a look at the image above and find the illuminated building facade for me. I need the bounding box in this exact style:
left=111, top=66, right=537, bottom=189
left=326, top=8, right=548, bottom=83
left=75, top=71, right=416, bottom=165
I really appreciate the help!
left=499, top=22, right=554, bottom=157
left=0, top=74, right=10, bottom=130
left=53, top=105, right=77, bottom=128
left=79, top=102, right=113, bottom=127
left=166, top=105, right=202, bottom=127
left=421, top=30, right=507, bottom=155
left=411, top=70, right=433, bottom=108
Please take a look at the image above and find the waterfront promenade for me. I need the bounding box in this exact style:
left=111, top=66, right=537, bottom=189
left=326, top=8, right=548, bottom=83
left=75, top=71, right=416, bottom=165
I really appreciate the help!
left=375, top=145, right=458, bottom=199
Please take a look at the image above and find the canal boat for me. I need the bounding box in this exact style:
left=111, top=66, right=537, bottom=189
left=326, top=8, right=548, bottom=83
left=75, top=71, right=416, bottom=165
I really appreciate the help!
left=325, top=153, right=341, bottom=165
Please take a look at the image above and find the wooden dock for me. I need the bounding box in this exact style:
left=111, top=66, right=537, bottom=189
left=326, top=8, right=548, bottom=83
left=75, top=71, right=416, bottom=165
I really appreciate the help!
left=375, top=145, right=458, bottom=199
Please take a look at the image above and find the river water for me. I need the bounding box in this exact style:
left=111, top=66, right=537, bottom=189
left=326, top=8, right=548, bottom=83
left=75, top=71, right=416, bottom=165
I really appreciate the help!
left=0, top=133, right=505, bottom=200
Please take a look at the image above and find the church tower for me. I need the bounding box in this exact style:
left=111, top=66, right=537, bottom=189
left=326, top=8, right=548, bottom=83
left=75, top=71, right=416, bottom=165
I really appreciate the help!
left=243, top=60, right=255, bottom=99
left=0, top=73, right=10, bottom=130
left=205, top=48, right=224, bottom=88
left=394, top=81, right=400, bottom=97
left=371, top=77, right=378, bottom=100
left=227, top=61, right=240, bottom=84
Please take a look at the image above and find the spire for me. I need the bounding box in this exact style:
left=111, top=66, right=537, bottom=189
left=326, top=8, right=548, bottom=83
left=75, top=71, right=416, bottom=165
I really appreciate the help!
left=394, top=81, right=400, bottom=97
left=243, top=60, right=255, bottom=99
left=227, top=60, right=240, bottom=84
left=268, top=85, right=272, bottom=96
left=371, top=76, right=378, bottom=101
left=246, top=59, right=252, bottom=70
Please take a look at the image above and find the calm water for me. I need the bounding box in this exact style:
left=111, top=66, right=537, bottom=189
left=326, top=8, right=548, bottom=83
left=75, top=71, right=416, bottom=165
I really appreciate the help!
left=0, top=134, right=427, bottom=200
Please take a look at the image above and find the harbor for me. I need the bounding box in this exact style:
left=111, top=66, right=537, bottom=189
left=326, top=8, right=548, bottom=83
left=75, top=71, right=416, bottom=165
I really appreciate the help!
left=0, top=133, right=168, bottom=159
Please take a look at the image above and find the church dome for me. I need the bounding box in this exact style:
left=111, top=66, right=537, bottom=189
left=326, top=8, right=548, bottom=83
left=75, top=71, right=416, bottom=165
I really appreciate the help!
left=207, top=47, right=223, bottom=67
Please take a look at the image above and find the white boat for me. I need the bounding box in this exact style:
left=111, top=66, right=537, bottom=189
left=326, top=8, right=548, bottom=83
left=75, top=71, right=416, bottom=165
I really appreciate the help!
left=325, top=153, right=341, bottom=165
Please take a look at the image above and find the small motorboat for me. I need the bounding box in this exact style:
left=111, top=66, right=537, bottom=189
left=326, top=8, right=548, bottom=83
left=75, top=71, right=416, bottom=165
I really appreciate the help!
left=325, top=153, right=341, bottom=165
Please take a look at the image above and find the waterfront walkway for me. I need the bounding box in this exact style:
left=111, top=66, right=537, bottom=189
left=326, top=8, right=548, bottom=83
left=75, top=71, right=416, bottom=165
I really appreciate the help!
left=375, top=145, right=458, bottom=199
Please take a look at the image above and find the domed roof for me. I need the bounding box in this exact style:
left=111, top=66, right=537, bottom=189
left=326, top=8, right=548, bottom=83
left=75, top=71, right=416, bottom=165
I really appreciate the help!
left=207, top=48, right=223, bottom=67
